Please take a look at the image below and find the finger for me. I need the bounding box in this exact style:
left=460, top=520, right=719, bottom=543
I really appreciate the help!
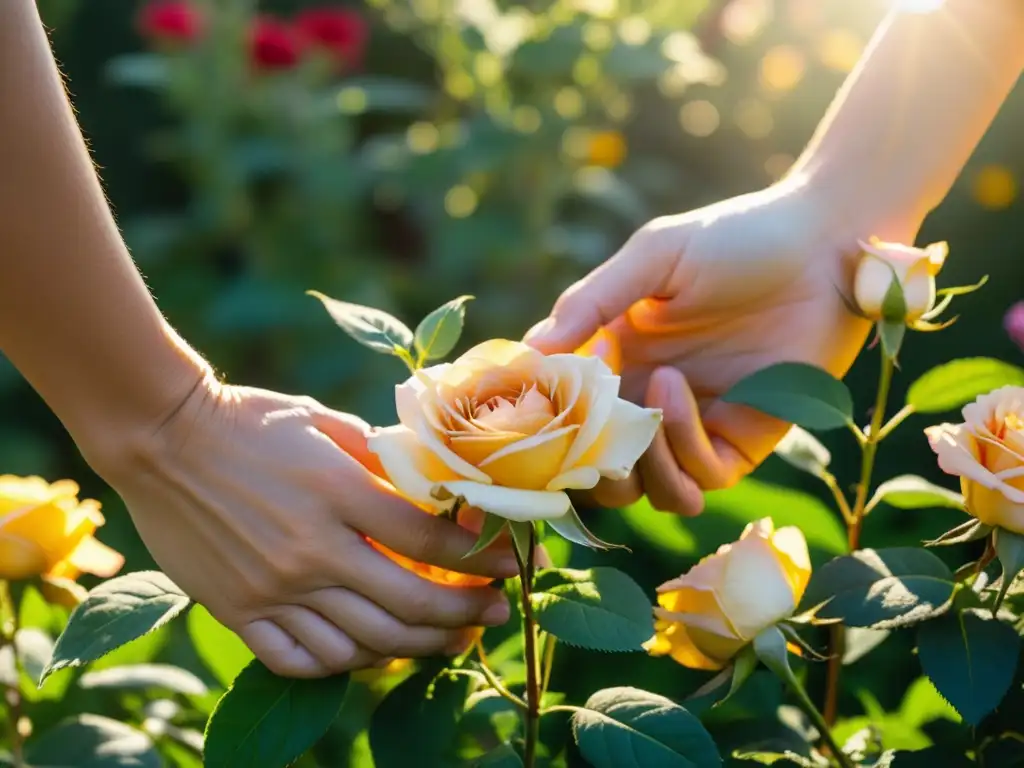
left=523, top=220, right=683, bottom=354
left=239, top=618, right=330, bottom=678
left=311, top=408, right=385, bottom=476
left=350, top=474, right=520, bottom=579
left=585, top=473, right=643, bottom=509
left=305, top=587, right=480, bottom=659
left=648, top=367, right=763, bottom=491
left=343, top=539, right=511, bottom=629
left=637, top=423, right=705, bottom=516
left=274, top=607, right=383, bottom=674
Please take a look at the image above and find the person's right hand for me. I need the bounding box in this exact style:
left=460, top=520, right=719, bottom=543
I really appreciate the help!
left=526, top=179, right=918, bottom=515
left=90, top=379, right=519, bottom=678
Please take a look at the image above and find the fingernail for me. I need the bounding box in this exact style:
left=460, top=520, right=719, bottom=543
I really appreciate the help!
left=481, top=598, right=511, bottom=626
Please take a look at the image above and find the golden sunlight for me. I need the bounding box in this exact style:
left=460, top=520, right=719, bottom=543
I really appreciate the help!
left=891, top=0, right=946, bottom=12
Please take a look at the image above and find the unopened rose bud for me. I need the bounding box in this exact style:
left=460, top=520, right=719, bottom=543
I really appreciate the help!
left=853, top=238, right=948, bottom=323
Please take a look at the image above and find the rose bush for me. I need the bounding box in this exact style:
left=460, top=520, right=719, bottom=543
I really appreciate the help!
left=368, top=339, right=661, bottom=523
left=646, top=518, right=810, bottom=670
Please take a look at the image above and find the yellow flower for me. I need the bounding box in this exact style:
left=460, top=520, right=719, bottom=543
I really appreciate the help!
left=853, top=237, right=948, bottom=323
left=645, top=518, right=811, bottom=670
left=0, top=476, right=123, bottom=599
left=368, top=340, right=661, bottom=523
left=587, top=130, right=627, bottom=168
left=927, top=386, right=1024, bottom=534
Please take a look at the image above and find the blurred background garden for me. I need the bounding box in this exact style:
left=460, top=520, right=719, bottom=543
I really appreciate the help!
left=4, top=0, right=1024, bottom=764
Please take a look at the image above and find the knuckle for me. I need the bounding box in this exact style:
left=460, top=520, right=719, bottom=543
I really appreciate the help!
left=397, top=590, right=435, bottom=625
left=272, top=546, right=313, bottom=588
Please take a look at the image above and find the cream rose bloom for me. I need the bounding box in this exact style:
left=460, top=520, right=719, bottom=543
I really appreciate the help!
left=853, top=237, right=948, bottom=323
left=645, top=518, right=811, bottom=670
left=367, top=339, right=661, bottom=523
left=927, top=386, right=1024, bottom=534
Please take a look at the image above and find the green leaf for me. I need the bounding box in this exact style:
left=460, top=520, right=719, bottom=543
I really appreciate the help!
left=15, top=628, right=53, bottom=687
left=906, top=358, right=1024, bottom=413
left=43, top=572, right=189, bottom=683
left=508, top=521, right=534, bottom=566
left=881, top=272, right=908, bottom=323
left=472, top=743, right=524, bottom=767
left=104, top=53, right=169, bottom=90
left=547, top=506, right=623, bottom=550
left=27, top=715, right=161, bottom=767
left=773, top=426, right=831, bottom=478
left=721, top=362, right=854, bottom=430
left=307, top=291, right=413, bottom=355
left=187, top=605, right=253, bottom=689
left=369, top=668, right=470, bottom=768
left=572, top=686, right=721, bottom=768
left=937, top=275, right=988, bottom=297
left=752, top=626, right=794, bottom=684
left=993, top=528, right=1024, bottom=612
left=78, top=664, right=208, bottom=696
left=203, top=660, right=348, bottom=768
left=916, top=609, right=1020, bottom=725
left=464, top=513, right=508, bottom=558
left=414, top=295, right=473, bottom=361
left=842, top=628, right=891, bottom=665
left=732, top=751, right=815, bottom=767
left=800, top=548, right=956, bottom=629
left=530, top=567, right=654, bottom=652
left=923, top=519, right=990, bottom=547
left=866, top=475, right=965, bottom=514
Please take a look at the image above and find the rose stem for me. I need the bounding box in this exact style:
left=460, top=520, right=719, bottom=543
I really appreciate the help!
left=787, top=673, right=856, bottom=768
left=0, top=582, right=25, bottom=767
left=516, top=526, right=541, bottom=767
left=823, top=351, right=894, bottom=726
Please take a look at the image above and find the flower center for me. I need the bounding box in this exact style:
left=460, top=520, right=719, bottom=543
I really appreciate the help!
left=473, top=384, right=555, bottom=434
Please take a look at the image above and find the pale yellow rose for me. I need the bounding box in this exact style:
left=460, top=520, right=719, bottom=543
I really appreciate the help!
left=927, top=386, right=1024, bottom=534
left=645, top=518, right=811, bottom=670
left=367, top=339, right=661, bottom=523
left=853, top=237, right=948, bottom=323
left=0, top=476, right=123, bottom=602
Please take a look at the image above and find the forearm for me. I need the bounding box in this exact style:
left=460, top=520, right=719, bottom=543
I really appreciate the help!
left=791, top=0, right=1024, bottom=238
left=0, top=0, right=209, bottom=452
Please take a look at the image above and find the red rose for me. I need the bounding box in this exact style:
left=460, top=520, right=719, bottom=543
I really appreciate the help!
left=295, top=7, right=368, bottom=70
left=136, top=0, right=203, bottom=43
left=250, top=16, right=301, bottom=70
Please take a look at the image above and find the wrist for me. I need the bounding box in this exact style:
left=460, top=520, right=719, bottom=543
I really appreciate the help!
left=69, top=323, right=215, bottom=477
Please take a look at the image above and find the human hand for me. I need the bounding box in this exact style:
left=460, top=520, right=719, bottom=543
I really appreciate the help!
left=87, top=380, right=519, bottom=678
left=526, top=181, right=916, bottom=515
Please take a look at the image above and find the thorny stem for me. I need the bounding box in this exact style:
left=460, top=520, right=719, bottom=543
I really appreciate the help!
left=515, top=527, right=541, bottom=768
left=0, top=582, right=25, bottom=768
left=540, top=632, right=556, bottom=698
left=788, top=674, right=856, bottom=768
left=824, top=353, right=895, bottom=727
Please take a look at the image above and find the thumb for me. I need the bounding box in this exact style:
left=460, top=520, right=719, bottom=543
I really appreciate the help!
left=310, top=408, right=386, bottom=478
left=523, top=223, right=678, bottom=354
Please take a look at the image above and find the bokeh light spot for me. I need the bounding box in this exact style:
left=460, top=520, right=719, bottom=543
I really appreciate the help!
left=583, top=22, right=614, bottom=51
left=587, top=130, right=627, bottom=168
left=722, top=0, right=771, bottom=46
left=512, top=106, right=542, bottom=134
left=760, top=45, right=805, bottom=92
left=336, top=87, right=368, bottom=115
left=445, top=185, right=478, bottom=218
left=444, top=71, right=475, bottom=100
left=554, top=87, right=585, bottom=119
left=473, top=53, right=503, bottom=86
left=618, top=17, right=651, bottom=46
left=679, top=100, right=719, bottom=137
left=972, top=165, right=1017, bottom=210
left=573, top=56, right=601, bottom=86
left=818, top=29, right=863, bottom=73
left=406, top=122, right=440, bottom=154
left=734, top=98, right=773, bottom=139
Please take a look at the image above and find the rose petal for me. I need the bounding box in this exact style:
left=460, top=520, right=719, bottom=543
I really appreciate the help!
left=449, top=431, right=526, bottom=465
left=556, top=365, right=621, bottom=472
left=644, top=618, right=725, bottom=671
left=0, top=500, right=101, bottom=569
left=535, top=356, right=586, bottom=433
left=0, top=533, right=47, bottom=579
left=656, top=588, right=737, bottom=639
left=717, top=534, right=797, bottom=639
left=768, top=525, right=812, bottom=603
left=547, top=467, right=601, bottom=492
left=430, top=480, right=571, bottom=521
left=368, top=426, right=462, bottom=508
left=574, top=399, right=662, bottom=481
left=478, top=426, right=577, bottom=490
left=927, top=424, right=1024, bottom=502
left=63, top=536, right=124, bottom=578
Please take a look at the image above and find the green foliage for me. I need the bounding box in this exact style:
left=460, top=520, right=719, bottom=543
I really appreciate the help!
left=721, top=362, right=854, bottom=430
left=994, top=528, right=1024, bottom=612
left=308, top=291, right=414, bottom=358
left=43, top=572, right=190, bottom=683
left=26, top=715, right=161, bottom=768
left=923, top=519, right=990, bottom=547
left=369, top=667, right=470, bottom=768
left=865, top=475, right=964, bottom=513
left=186, top=606, right=253, bottom=689
left=530, top=567, right=654, bottom=652
left=77, top=664, right=208, bottom=696
left=905, top=358, right=1024, bottom=413
left=203, top=660, right=349, bottom=768
left=571, top=687, right=721, bottom=768
left=414, top=295, right=473, bottom=362
left=773, top=427, right=832, bottom=478
left=800, top=548, right=957, bottom=629
left=916, top=609, right=1020, bottom=725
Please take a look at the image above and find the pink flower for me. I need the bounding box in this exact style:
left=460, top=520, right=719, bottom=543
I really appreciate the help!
left=250, top=16, right=301, bottom=70
left=136, top=0, right=203, bottom=44
left=1006, top=302, right=1024, bottom=352
left=295, top=7, right=369, bottom=71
